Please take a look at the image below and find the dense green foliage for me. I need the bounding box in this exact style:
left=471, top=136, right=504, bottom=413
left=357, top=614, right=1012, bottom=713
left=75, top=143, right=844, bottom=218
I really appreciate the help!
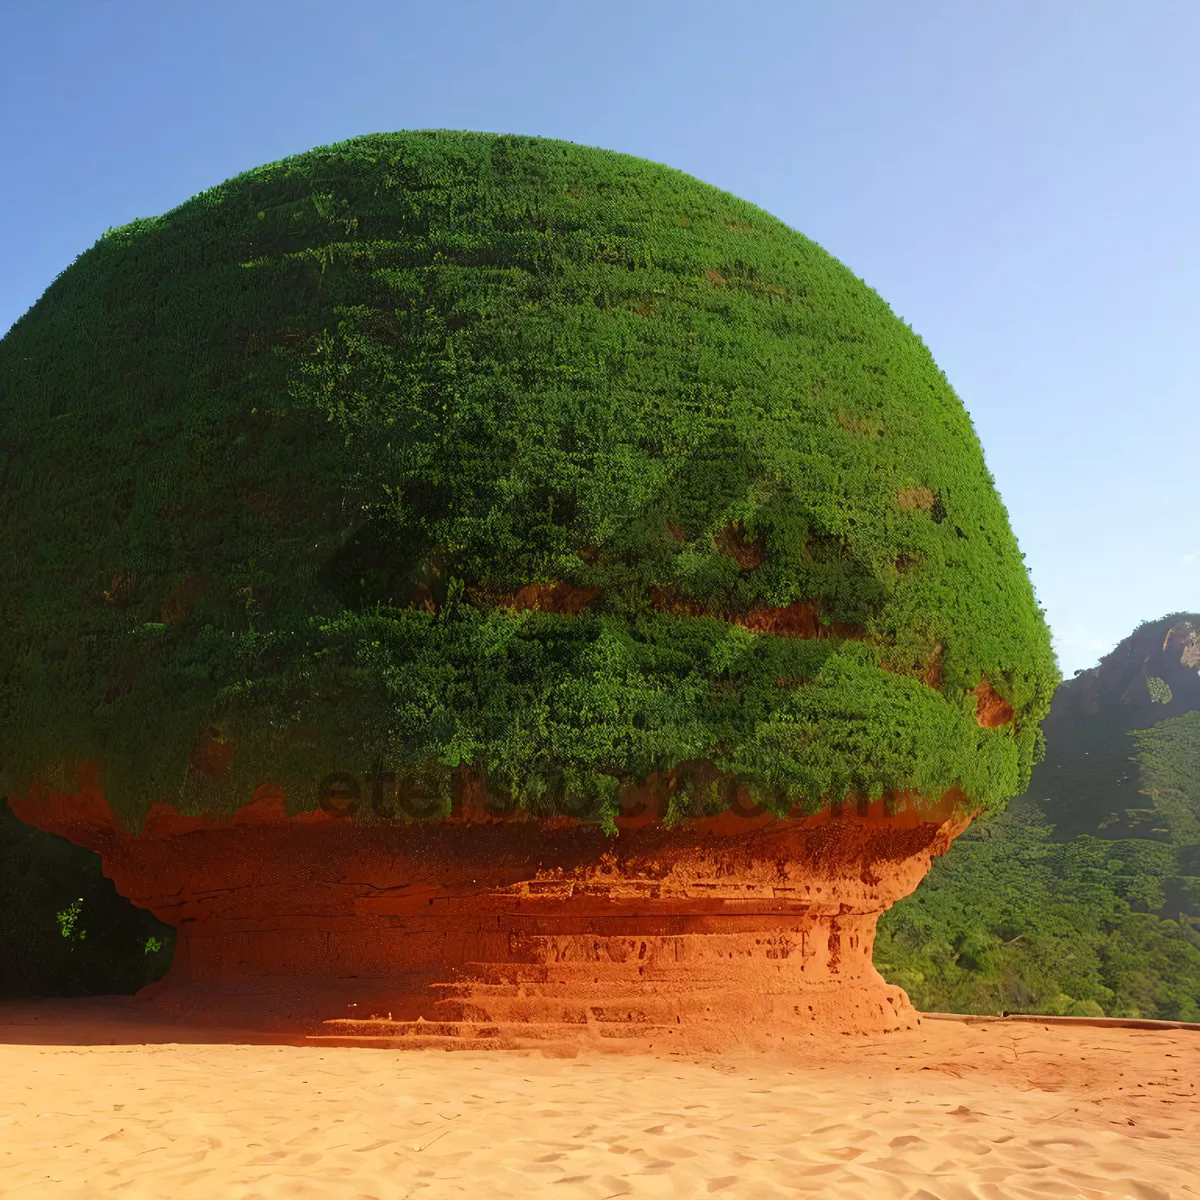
left=876, top=796, right=1200, bottom=1020
left=1018, top=614, right=1200, bottom=845
left=881, top=617, right=1200, bottom=1020
left=0, top=797, right=173, bottom=999
left=1132, top=710, right=1200, bottom=847
left=0, top=130, right=1057, bottom=832
left=878, top=621, right=1200, bottom=1021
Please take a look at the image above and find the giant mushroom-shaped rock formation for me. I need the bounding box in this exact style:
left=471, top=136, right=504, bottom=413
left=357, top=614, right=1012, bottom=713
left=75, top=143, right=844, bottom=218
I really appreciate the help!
left=0, top=131, right=1058, bottom=1050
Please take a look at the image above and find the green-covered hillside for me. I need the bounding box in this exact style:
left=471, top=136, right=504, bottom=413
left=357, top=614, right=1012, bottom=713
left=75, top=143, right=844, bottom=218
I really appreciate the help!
left=0, top=130, right=1057, bottom=832
left=877, top=614, right=1200, bottom=1020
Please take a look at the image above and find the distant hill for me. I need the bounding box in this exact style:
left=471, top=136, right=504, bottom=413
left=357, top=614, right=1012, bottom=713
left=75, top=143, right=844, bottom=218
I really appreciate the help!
left=1030, top=613, right=1200, bottom=845
left=876, top=612, right=1200, bottom=1019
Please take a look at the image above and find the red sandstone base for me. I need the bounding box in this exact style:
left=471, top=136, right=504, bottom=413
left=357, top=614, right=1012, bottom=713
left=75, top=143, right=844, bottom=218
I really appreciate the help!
left=10, top=769, right=977, bottom=1054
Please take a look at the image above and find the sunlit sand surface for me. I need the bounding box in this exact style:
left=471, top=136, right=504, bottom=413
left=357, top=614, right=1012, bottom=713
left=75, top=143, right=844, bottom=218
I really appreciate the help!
left=1, top=1000, right=1196, bottom=1199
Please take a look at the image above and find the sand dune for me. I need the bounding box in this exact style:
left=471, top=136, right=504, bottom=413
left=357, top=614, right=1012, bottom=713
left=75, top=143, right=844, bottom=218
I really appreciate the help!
left=0, top=1000, right=1196, bottom=1199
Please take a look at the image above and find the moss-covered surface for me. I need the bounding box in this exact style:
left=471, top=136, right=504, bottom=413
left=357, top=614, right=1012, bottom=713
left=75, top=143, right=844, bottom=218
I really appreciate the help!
left=0, top=130, right=1058, bottom=833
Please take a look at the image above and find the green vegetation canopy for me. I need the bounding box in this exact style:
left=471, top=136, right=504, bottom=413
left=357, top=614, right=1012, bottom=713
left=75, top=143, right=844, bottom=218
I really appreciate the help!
left=0, top=130, right=1058, bottom=832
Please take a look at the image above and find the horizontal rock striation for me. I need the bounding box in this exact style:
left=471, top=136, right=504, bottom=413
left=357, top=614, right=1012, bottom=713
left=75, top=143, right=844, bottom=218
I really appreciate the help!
left=10, top=764, right=977, bottom=1052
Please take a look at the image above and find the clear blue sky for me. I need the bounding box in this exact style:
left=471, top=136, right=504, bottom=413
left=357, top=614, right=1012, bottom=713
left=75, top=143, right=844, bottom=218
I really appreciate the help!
left=3, top=0, right=1196, bottom=676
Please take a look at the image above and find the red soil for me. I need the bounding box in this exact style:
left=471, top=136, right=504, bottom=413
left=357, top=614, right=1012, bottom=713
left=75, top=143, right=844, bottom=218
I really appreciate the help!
left=10, top=765, right=977, bottom=1054
left=506, top=581, right=602, bottom=614
left=647, top=588, right=869, bottom=643
left=972, top=677, right=1015, bottom=727
left=712, top=518, right=765, bottom=570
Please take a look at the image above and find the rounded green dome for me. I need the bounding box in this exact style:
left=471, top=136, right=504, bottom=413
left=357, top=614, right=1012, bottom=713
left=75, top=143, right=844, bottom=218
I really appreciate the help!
left=0, top=130, right=1058, bottom=833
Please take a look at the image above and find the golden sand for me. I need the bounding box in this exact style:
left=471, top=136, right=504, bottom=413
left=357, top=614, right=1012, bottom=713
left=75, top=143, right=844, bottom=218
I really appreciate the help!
left=1, top=1001, right=1196, bottom=1199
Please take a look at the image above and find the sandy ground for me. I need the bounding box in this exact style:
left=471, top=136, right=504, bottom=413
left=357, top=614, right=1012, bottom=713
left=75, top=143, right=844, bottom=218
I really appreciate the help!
left=0, top=1001, right=1197, bottom=1200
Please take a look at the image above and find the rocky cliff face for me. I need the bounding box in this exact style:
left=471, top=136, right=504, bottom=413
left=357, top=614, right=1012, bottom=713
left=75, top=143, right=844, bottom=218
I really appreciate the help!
left=1030, top=613, right=1200, bottom=842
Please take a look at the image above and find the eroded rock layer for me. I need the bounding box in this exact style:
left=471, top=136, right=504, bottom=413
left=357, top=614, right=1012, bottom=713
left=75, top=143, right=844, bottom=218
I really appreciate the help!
left=10, top=766, right=977, bottom=1051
